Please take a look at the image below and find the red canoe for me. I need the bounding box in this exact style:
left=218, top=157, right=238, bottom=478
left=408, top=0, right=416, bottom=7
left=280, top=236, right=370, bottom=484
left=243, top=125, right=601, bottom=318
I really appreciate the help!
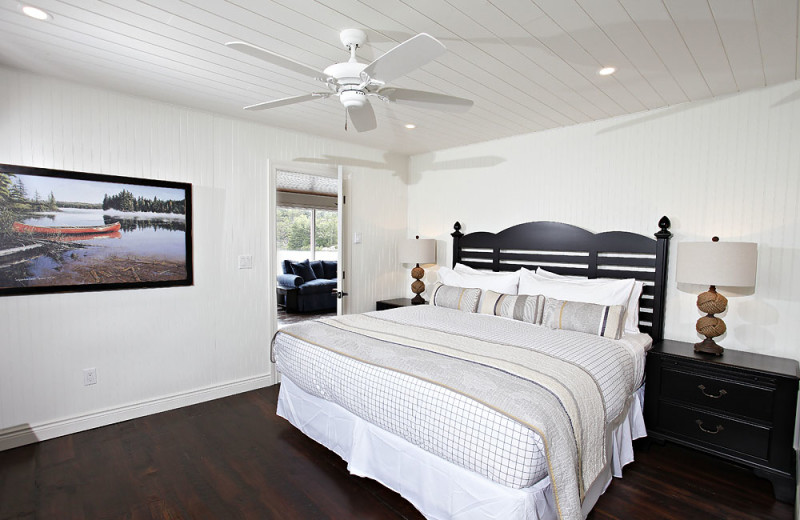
left=12, top=221, right=122, bottom=235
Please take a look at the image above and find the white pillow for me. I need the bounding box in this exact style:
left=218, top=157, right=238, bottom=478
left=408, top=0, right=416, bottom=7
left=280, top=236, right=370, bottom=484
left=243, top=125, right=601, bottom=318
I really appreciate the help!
left=454, top=263, right=512, bottom=275
left=438, top=266, right=520, bottom=294
left=518, top=269, right=635, bottom=329
left=535, top=268, right=643, bottom=333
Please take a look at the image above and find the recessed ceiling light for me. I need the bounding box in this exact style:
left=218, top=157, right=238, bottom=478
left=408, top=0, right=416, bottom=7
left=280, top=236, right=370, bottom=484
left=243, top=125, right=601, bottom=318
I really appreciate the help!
left=404, top=124, right=416, bottom=129
left=598, top=66, right=616, bottom=76
left=21, top=5, right=51, bottom=20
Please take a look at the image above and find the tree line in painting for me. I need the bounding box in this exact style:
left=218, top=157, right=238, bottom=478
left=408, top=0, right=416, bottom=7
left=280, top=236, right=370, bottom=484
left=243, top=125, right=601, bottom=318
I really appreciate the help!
left=102, top=189, right=185, bottom=215
left=0, top=172, right=58, bottom=212
left=0, top=172, right=58, bottom=239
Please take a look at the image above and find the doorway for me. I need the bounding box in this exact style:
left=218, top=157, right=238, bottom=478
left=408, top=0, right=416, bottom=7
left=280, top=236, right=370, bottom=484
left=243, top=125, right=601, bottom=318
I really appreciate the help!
left=273, top=167, right=344, bottom=329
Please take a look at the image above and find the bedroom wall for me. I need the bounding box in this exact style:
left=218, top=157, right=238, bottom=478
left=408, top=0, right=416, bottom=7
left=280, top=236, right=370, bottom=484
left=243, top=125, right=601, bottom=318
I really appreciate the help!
left=0, top=67, right=407, bottom=449
left=408, top=79, right=800, bottom=363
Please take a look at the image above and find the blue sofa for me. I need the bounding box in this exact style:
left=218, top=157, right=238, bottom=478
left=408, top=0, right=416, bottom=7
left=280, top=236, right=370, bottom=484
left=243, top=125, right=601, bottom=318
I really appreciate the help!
left=277, top=259, right=337, bottom=313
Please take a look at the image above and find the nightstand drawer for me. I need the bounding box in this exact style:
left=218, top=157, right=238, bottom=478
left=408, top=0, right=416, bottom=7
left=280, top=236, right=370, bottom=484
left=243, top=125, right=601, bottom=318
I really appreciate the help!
left=658, top=401, right=771, bottom=460
left=661, top=367, right=774, bottom=421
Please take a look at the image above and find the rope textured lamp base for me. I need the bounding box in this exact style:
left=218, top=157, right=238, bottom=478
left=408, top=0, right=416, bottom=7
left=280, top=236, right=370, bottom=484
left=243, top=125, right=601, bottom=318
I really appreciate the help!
left=410, top=264, right=426, bottom=305
left=694, top=286, right=727, bottom=355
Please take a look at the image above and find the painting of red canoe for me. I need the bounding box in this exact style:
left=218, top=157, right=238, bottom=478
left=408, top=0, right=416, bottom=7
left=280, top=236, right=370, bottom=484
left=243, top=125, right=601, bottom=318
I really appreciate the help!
left=0, top=163, right=193, bottom=296
left=12, top=221, right=122, bottom=235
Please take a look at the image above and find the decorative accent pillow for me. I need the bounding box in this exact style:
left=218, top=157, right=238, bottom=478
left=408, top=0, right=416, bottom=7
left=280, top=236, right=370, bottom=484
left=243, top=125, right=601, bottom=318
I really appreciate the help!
left=478, top=290, right=545, bottom=325
left=290, top=259, right=317, bottom=282
left=542, top=297, right=625, bottom=340
left=438, top=266, right=520, bottom=294
left=429, top=283, right=481, bottom=313
left=309, top=260, right=325, bottom=279
left=536, top=268, right=643, bottom=333
left=321, top=260, right=337, bottom=279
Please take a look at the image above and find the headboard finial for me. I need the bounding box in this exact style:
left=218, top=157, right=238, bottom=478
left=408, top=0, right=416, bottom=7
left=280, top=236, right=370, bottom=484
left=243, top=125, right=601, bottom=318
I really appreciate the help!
left=656, top=216, right=672, bottom=238
left=451, top=221, right=463, bottom=238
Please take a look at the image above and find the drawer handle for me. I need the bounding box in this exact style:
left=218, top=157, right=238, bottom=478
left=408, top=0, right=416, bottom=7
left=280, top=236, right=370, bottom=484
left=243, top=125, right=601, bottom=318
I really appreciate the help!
left=697, top=384, right=727, bottom=399
left=695, top=419, right=724, bottom=435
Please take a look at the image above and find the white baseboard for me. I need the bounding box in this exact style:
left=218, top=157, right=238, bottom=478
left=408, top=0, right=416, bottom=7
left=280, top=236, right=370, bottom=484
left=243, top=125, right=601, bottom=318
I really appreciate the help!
left=0, top=373, right=275, bottom=452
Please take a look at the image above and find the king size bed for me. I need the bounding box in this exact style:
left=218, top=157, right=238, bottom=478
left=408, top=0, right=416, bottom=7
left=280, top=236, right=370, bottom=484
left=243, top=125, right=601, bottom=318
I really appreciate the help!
left=271, top=218, right=672, bottom=520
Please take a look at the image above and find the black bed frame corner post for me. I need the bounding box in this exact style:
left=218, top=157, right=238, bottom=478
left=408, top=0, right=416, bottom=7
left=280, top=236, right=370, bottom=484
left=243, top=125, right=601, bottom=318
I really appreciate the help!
left=451, top=221, right=464, bottom=268
left=652, top=216, right=673, bottom=342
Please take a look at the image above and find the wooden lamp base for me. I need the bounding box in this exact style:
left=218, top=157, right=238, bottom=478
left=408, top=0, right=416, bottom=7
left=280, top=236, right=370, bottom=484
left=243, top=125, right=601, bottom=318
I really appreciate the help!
left=694, top=337, right=724, bottom=355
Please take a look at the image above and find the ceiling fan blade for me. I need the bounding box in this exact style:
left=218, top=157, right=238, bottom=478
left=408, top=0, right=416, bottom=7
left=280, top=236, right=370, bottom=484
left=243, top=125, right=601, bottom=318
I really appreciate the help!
left=361, top=33, right=446, bottom=84
left=379, top=87, right=473, bottom=112
left=244, top=93, right=327, bottom=111
left=347, top=103, right=377, bottom=132
left=226, top=41, right=327, bottom=81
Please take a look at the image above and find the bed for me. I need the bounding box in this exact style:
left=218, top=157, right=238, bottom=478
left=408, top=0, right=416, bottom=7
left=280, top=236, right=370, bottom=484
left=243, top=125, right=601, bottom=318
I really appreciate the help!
left=272, top=218, right=672, bottom=520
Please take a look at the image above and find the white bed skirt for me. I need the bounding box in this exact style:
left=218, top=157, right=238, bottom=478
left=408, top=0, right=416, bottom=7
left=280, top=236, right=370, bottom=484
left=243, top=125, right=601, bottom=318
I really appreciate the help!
left=277, top=377, right=647, bottom=520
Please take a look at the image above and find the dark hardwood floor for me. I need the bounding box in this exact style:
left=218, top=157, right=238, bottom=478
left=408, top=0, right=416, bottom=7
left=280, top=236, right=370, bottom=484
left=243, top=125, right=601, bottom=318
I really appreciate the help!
left=277, top=307, right=336, bottom=329
left=0, top=384, right=793, bottom=520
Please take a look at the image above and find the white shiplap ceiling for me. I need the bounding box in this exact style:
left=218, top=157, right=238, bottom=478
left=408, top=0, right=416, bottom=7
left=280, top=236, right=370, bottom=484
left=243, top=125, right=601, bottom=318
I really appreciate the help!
left=1, top=0, right=798, bottom=155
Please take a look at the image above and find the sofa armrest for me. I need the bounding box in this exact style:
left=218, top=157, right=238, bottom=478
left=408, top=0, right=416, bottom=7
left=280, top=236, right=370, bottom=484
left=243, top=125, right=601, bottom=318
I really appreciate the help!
left=278, top=273, right=303, bottom=287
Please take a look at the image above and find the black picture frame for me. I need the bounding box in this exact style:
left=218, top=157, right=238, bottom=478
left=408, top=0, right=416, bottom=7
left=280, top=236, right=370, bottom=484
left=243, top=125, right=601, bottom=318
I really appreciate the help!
left=0, top=163, right=193, bottom=297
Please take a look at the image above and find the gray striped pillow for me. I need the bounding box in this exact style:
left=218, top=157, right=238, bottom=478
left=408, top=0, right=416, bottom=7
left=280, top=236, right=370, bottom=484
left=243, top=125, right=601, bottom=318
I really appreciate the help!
left=478, top=291, right=545, bottom=325
left=541, top=297, right=625, bottom=339
left=429, top=283, right=481, bottom=313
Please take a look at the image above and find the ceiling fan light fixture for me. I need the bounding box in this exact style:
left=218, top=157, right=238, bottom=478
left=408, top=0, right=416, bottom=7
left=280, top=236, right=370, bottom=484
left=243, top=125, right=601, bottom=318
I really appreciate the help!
left=598, top=66, right=616, bottom=76
left=339, top=90, right=367, bottom=108
left=404, top=124, right=416, bottom=129
left=21, top=5, right=51, bottom=20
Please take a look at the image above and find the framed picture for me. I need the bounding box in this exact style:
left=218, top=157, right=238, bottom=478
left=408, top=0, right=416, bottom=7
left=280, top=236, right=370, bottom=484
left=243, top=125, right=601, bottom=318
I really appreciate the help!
left=0, top=164, right=193, bottom=296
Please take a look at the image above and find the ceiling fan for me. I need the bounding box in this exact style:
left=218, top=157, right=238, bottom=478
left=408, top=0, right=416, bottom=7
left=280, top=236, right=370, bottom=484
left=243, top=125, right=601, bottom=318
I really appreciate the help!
left=225, top=29, right=474, bottom=132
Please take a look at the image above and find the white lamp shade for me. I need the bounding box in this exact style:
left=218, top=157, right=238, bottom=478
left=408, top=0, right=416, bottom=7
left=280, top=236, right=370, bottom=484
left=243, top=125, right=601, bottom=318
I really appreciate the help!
left=400, top=238, right=436, bottom=265
left=676, top=241, right=757, bottom=287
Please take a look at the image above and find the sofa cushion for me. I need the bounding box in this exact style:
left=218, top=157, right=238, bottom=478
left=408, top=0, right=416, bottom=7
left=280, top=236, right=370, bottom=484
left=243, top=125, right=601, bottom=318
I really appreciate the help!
left=310, top=260, right=325, bottom=279
left=282, top=259, right=294, bottom=275
left=298, top=278, right=337, bottom=295
left=290, top=259, right=317, bottom=282
left=321, top=260, right=337, bottom=279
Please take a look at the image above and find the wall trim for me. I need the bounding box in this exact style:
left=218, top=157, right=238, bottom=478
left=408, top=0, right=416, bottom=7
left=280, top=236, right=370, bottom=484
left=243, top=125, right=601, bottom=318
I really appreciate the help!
left=0, top=373, right=275, bottom=452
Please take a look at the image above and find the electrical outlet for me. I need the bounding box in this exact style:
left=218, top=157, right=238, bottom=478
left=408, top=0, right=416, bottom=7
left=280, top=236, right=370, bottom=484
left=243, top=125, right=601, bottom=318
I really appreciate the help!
left=83, top=368, right=97, bottom=386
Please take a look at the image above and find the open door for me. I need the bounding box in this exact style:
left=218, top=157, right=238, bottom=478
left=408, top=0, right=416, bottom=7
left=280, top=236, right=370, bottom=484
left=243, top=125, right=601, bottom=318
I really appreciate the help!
left=336, top=165, right=347, bottom=315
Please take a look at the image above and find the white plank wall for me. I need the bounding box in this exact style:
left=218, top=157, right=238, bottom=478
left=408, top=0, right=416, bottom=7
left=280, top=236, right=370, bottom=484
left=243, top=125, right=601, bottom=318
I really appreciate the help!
left=0, top=67, right=407, bottom=449
left=408, top=79, right=800, bottom=362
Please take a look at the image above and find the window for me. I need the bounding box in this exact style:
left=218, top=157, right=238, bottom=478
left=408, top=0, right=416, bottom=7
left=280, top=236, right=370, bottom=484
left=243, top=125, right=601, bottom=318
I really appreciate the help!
left=277, top=206, right=338, bottom=266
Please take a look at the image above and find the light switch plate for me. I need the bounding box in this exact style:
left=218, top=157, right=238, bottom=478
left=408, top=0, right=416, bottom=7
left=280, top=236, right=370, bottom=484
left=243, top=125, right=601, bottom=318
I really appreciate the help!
left=238, top=255, right=253, bottom=269
left=353, top=232, right=362, bottom=244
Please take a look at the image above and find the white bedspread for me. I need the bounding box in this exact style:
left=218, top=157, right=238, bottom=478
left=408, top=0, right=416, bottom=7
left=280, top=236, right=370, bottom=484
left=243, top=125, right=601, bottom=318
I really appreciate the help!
left=272, top=306, right=651, bottom=520
left=277, top=378, right=648, bottom=520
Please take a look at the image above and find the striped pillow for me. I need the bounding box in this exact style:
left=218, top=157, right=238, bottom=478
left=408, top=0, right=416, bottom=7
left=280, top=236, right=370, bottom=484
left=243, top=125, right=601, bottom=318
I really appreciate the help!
left=542, top=298, right=625, bottom=340
left=478, top=290, right=545, bottom=325
left=429, top=283, right=481, bottom=313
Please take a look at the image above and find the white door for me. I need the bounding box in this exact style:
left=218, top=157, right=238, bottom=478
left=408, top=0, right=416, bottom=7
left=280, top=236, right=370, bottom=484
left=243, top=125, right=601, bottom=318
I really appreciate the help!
left=336, top=165, right=347, bottom=315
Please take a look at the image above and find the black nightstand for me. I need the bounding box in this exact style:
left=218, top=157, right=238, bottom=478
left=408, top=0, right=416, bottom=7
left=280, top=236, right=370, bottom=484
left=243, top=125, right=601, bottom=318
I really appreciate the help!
left=376, top=298, right=422, bottom=310
left=644, top=339, right=799, bottom=502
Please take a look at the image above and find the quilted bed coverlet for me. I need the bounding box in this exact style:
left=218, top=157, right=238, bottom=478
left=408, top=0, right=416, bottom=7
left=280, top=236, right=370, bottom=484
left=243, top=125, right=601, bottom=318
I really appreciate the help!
left=272, top=306, right=639, bottom=520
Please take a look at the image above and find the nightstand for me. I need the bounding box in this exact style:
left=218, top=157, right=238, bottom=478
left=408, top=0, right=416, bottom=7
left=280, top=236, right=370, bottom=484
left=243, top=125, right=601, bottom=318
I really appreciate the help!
left=644, top=339, right=799, bottom=502
left=376, top=298, right=420, bottom=310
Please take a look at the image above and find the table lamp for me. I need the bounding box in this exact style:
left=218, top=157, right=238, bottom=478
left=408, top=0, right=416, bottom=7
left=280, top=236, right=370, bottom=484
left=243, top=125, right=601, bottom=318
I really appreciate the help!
left=676, top=237, right=757, bottom=355
left=400, top=236, right=436, bottom=304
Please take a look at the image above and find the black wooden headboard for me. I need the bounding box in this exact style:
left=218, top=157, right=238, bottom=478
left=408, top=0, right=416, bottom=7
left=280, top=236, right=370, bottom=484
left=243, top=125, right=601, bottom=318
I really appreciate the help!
left=451, top=217, right=672, bottom=341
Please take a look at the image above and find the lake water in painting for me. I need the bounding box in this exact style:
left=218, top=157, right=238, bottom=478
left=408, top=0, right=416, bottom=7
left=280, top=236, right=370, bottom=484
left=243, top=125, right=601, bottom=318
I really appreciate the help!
left=0, top=208, right=187, bottom=288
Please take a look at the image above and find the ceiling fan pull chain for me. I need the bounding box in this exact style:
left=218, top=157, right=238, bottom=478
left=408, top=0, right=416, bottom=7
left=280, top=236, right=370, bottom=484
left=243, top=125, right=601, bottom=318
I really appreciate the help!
left=344, top=109, right=348, bottom=131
